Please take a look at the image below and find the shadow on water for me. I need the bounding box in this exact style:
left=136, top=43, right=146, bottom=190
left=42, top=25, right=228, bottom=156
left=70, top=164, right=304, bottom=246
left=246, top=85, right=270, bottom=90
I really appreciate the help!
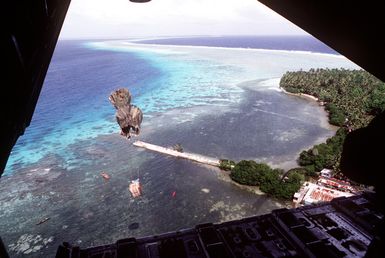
left=128, top=223, right=140, bottom=230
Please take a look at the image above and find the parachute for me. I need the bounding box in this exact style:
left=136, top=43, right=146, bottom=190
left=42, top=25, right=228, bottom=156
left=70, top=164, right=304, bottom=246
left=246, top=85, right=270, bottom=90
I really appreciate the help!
left=109, top=88, right=143, bottom=139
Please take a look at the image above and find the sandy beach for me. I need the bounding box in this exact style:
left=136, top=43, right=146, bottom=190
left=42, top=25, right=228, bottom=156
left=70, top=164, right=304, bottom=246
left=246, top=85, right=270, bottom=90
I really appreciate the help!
left=1, top=40, right=360, bottom=257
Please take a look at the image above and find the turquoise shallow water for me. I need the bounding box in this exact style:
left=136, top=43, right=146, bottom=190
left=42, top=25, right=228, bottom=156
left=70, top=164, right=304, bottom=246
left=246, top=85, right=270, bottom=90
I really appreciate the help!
left=5, top=38, right=358, bottom=173
left=0, top=38, right=360, bottom=257
left=5, top=40, right=246, bottom=173
left=88, top=41, right=246, bottom=112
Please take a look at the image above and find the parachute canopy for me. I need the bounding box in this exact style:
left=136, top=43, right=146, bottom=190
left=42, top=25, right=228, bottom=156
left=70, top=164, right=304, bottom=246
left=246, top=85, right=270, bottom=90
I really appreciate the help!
left=109, top=88, right=143, bottom=138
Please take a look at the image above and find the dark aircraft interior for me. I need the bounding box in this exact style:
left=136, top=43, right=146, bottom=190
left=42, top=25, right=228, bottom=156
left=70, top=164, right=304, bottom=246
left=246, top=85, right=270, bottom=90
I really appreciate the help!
left=2, top=1, right=384, bottom=257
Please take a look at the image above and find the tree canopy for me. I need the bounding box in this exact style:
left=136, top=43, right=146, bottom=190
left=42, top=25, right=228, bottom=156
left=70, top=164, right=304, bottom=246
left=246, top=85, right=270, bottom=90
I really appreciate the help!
left=226, top=69, right=384, bottom=199
left=280, top=68, right=385, bottom=129
left=281, top=68, right=385, bottom=173
left=229, top=160, right=303, bottom=200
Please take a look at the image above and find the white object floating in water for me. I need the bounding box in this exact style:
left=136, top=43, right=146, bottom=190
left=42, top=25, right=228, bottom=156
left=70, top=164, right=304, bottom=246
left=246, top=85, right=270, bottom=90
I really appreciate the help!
left=201, top=188, right=210, bottom=193
left=129, top=179, right=142, bottom=197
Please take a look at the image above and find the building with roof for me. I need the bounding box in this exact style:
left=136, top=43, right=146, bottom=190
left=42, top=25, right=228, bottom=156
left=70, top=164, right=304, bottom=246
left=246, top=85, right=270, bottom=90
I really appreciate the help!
left=293, top=182, right=354, bottom=207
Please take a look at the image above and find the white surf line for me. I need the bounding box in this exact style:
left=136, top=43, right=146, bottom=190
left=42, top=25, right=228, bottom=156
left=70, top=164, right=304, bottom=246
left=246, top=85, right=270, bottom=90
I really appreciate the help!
left=91, top=40, right=348, bottom=60
left=133, top=141, right=220, bottom=167
left=119, top=41, right=345, bottom=58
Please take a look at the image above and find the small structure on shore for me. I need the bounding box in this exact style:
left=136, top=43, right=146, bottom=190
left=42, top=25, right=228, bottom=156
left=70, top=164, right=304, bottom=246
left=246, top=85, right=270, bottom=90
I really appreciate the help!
left=172, top=143, right=183, bottom=153
left=293, top=182, right=354, bottom=207
left=109, top=88, right=143, bottom=139
left=320, top=168, right=332, bottom=178
left=293, top=175, right=358, bottom=207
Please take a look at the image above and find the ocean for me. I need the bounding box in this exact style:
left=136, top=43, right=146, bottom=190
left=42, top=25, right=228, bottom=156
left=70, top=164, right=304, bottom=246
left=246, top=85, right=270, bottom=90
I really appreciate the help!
left=0, top=36, right=359, bottom=257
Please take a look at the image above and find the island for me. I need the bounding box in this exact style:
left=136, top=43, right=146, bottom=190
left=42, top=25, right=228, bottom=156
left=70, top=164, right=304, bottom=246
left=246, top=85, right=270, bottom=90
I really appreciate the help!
left=226, top=68, right=385, bottom=200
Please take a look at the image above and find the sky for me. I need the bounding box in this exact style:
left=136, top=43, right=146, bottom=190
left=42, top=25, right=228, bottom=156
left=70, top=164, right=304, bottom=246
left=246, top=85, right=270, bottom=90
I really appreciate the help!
left=60, top=0, right=307, bottom=39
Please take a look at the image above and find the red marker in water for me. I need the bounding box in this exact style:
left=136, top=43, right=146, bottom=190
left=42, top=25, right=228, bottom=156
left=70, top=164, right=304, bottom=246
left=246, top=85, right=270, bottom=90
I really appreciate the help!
left=100, top=172, right=110, bottom=180
left=172, top=191, right=176, bottom=198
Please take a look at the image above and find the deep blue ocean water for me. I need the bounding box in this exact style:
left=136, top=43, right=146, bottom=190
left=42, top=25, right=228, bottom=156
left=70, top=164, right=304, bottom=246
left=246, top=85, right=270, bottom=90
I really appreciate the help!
left=5, top=36, right=336, bottom=173
left=1, top=36, right=357, bottom=257
left=6, top=40, right=163, bottom=171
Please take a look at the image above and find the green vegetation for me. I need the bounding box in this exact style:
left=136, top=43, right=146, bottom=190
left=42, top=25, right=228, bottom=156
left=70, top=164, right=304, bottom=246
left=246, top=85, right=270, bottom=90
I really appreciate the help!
left=173, top=143, right=183, bottom=153
left=280, top=68, right=385, bottom=129
left=326, top=104, right=345, bottom=126
left=229, top=160, right=303, bottom=200
left=224, top=69, right=384, bottom=200
left=280, top=68, right=385, bottom=173
left=298, top=128, right=347, bottom=173
left=219, top=159, right=236, bottom=171
left=284, top=167, right=313, bottom=179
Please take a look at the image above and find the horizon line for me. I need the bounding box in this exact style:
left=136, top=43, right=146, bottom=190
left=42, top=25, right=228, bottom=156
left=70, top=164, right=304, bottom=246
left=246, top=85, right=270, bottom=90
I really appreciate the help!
left=59, top=34, right=313, bottom=41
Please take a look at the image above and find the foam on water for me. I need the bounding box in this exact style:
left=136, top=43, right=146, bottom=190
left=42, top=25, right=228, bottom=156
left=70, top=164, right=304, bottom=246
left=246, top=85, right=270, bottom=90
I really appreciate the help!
left=5, top=39, right=359, bottom=175
left=88, top=41, right=246, bottom=111
left=5, top=41, right=245, bottom=173
left=1, top=38, right=363, bottom=257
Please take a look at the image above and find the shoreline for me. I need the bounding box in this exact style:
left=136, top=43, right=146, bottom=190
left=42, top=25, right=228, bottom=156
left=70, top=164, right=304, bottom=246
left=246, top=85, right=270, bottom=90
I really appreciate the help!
left=2, top=41, right=361, bottom=257
left=216, top=168, right=292, bottom=209
left=279, top=86, right=338, bottom=131
left=213, top=80, right=338, bottom=202
left=279, top=86, right=319, bottom=101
